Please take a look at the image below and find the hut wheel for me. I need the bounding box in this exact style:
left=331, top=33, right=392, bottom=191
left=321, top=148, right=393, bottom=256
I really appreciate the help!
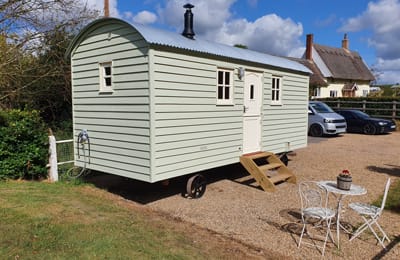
left=186, top=174, right=206, bottom=199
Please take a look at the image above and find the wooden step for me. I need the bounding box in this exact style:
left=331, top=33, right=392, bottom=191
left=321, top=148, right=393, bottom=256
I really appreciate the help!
left=239, top=151, right=297, bottom=192
left=259, top=163, right=282, bottom=172
left=242, top=152, right=273, bottom=160
left=269, top=172, right=294, bottom=184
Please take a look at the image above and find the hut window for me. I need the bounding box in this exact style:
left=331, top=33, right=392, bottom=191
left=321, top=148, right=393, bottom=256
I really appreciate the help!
left=217, top=69, right=233, bottom=105
left=271, top=76, right=282, bottom=105
left=99, top=62, right=113, bottom=92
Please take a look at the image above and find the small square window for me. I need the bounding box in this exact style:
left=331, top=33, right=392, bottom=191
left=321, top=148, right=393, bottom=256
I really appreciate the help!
left=216, top=69, right=233, bottom=105
left=99, top=62, right=113, bottom=92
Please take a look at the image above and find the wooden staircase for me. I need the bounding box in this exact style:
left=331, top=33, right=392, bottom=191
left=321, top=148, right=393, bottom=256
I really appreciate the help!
left=239, top=152, right=296, bottom=192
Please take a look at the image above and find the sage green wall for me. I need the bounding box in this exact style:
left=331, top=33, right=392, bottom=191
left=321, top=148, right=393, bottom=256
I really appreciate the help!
left=71, top=21, right=152, bottom=182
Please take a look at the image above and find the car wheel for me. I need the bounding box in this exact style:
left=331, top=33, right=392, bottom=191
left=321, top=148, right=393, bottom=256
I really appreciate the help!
left=363, top=124, right=377, bottom=135
left=309, top=124, right=324, bottom=137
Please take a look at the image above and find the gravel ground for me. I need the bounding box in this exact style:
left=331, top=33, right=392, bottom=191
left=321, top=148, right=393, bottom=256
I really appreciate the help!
left=143, top=132, right=400, bottom=259
left=87, top=132, right=400, bottom=259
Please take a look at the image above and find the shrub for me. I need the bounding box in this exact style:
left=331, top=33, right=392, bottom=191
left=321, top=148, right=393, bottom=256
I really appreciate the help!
left=0, top=109, right=48, bottom=180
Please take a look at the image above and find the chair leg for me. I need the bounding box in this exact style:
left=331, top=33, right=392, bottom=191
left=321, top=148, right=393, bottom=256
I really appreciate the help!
left=350, top=215, right=390, bottom=249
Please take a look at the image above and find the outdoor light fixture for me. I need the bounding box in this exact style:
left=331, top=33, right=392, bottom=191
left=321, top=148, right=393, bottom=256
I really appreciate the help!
left=238, top=67, right=245, bottom=80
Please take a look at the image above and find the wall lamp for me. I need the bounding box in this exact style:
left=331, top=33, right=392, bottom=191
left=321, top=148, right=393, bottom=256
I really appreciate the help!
left=238, top=67, right=245, bottom=80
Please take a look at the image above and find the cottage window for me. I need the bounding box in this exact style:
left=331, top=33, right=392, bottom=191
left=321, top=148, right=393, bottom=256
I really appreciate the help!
left=217, top=69, right=233, bottom=105
left=271, top=76, right=282, bottom=105
left=330, top=90, right=338, bottom=97
left=99, top=62, right=113, bottom=92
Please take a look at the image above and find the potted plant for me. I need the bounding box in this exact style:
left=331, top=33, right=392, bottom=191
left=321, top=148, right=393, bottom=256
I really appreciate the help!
left=337, top=169, right=352, bottom=190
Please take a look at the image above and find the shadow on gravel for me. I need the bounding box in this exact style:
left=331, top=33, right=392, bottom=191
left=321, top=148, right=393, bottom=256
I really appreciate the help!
left=366, top=164, right=400, bottom=177
left=372, top=235, right=400, bottom=260
left=84, top=162, right=257, bottom=204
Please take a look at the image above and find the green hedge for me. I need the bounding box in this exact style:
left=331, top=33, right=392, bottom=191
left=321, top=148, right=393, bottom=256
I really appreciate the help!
left=0, top=109, right=48, bottom=180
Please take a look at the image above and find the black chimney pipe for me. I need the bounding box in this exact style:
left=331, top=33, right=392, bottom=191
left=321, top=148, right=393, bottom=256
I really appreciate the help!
left=182, top=4, right=195, bottom=39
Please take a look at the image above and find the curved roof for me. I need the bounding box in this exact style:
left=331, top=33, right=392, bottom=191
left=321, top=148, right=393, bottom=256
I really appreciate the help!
left=67, top=17, right=310, bottom=74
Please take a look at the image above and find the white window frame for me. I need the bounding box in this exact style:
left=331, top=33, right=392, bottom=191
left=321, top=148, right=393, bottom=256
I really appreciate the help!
left=99, top=61, right=113, bottom=92
left=271, top=76, right=282, bottom=105
left=363, top=89, right=369, bottom=97
left=330, top=90, right=338, bottom=97
left=216, top=69, right=234, bottom=105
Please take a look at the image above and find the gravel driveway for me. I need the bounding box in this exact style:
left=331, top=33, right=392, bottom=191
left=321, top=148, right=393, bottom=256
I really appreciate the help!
left=147, top=132, right=400, bottom=259
left=88, top=132, right=400, bottom=259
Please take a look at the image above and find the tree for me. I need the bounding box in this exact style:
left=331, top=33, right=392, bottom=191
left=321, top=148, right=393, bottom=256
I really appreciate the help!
left=0, top=0, right=100, bottom=122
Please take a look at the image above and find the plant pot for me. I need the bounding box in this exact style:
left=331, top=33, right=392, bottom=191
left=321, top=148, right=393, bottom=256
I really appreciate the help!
left=337, top=176, right=352, bottom=190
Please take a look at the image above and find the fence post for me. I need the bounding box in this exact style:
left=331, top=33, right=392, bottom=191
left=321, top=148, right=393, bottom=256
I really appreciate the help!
left=393, top=101, right=397, bottom=120
left=362, top=100, right=367, bottom=112
left=48, top=134, right=59, bottom=182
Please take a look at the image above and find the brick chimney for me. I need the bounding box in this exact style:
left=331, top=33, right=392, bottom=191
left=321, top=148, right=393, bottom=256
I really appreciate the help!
left=342, top=33, right=349, bottom=50
left=104, top=0, right=109, bottom=17
left=306, top=34, right=313, bottom=60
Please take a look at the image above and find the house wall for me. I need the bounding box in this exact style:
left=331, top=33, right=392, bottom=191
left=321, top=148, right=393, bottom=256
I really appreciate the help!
left=319, top=81, right=370, bottom=98
left=70, top=21, right=153, bottom=182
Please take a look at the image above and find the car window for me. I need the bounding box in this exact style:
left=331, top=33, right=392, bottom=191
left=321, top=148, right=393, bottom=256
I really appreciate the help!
left=310, top=102, right=334, bottom=113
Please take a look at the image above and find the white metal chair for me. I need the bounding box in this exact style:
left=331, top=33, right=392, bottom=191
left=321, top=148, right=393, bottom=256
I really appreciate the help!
left=298, top=181, right=336, bottom=256
left=349, top=178, right=391, bottom=248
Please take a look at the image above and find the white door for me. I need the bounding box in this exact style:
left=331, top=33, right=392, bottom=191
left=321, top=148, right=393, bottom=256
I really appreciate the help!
left=243, top=72, right=262, bottom=154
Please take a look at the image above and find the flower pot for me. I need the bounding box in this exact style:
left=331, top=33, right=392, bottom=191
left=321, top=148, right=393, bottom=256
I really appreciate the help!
left=337, top=176, right=352, bottom=190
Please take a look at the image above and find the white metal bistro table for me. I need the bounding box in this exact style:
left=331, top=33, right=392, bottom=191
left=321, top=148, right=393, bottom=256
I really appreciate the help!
left=317, top=181, right=367, bottom=248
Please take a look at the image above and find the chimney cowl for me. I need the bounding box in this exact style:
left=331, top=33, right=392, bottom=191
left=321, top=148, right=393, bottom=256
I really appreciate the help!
left=182, top=4, right=195, bottom=39
left=342, top=33, right=349, bottom=50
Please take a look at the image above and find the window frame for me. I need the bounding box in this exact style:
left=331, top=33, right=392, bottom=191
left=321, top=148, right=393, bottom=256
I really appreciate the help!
left=216, top=68, right=234, bottom=105
left=271, top=76, right=282, bottom=105
left=330, top=90, right=338, bottom=97
left=99, top=61, right=113, bottom=93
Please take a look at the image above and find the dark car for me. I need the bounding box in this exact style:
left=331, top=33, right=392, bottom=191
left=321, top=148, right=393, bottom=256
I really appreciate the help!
left=336, top=109, right=396, bottom=135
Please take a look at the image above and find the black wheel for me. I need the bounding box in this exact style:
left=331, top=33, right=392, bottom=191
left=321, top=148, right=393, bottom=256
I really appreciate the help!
left=186, top=174, right=206, bottom=199
left=309, top=124, right=323, bottom=137
left=363, top=124, right=376, bottom=135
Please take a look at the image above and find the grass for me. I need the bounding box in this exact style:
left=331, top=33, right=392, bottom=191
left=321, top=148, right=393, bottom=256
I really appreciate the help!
left=373, top=178, right=400, bottom=213
left=0, top=181, right=243, bottom=259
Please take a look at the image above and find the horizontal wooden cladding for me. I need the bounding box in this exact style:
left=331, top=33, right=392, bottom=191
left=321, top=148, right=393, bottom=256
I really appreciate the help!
left=74, top=96, right=150, bottom=105
left=156, top=138, right=241, bottom=160
left=75, top=130, right=150, bottom=144
left=155, top=116, right=240, bottom=128
left=78, top=143, right=150, bottom=163
left=73, top=48, right=148, bottom=64
left=155, top=121, right=242, bottom=136
left=74, top=123, right=149, bottom=137
left=78, top=137, right=150, bottom=152
left=154, top=63, right=214, bottom=79
left=156, top=128, right=241, bottom=143
left=155, top=110, right=239, bottom=120
left=74, top=104, right=150, bottom=113
left=75, top=111, right=150, bottom=121
left=74, top=117, right=149, bottom=129
left=154, top=104, right=240, bottom=113
left=155, top=134, right=241, bottom=152
left=154, top=151, right=239, bottom=177
left=73, top=89, right=149, bottom=99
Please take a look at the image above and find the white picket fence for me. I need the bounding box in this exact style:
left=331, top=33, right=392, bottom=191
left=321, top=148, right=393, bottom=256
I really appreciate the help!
left=48, top=136, right=74, bottom=182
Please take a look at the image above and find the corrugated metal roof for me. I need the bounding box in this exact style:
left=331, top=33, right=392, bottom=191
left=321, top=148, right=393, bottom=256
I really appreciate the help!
left=133, top=23, right=310, bottom=74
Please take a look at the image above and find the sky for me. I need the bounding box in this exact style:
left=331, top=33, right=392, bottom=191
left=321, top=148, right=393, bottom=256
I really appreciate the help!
left=83, top=0, right=400, bottom=85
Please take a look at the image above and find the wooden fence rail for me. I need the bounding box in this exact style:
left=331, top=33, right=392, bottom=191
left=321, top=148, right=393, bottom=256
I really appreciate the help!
left=320, top=100, right=399, bottom=120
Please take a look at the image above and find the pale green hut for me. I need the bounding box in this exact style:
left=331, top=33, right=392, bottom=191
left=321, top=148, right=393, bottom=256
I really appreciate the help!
left=66, top=11, right=310, bottom=195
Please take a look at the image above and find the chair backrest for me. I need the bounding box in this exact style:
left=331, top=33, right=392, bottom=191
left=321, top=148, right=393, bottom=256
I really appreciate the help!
left=299, top=181, right=327, bottom=212
left=380, top=178, right=391, bottom=212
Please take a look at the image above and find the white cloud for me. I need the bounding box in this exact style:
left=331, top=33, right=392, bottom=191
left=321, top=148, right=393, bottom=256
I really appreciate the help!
left=131, top=11, right=157, bottom=25
left=156, top=0, right=303, bottom=56
left=340, top=0, right=400, bottom=84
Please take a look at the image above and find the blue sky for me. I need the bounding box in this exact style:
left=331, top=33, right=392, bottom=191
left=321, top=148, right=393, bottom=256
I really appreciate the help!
left=86, top=0, right=400, bottom=84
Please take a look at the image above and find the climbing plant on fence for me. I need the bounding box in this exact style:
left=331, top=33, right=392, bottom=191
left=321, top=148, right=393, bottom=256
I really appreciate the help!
left=0, top=109, right=48, bottom=180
